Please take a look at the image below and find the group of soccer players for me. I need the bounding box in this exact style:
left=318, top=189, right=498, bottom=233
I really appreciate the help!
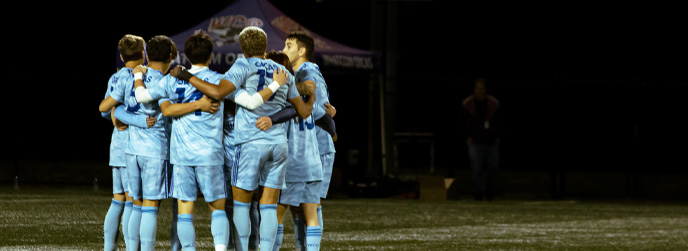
left=99, top=26, right=336, bottom=251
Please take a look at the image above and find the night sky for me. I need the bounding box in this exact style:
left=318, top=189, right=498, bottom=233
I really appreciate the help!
left=6, top=1, right=688, bottom=175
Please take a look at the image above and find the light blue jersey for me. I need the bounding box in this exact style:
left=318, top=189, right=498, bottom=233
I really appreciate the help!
left=104, top=68, right=132, bottom=167
left=146, top=67, right=227, bottom=166
left=295, top=62, right=335, bottom=155
left=225, top=57, right=300, bottom=145
left=109, top=68, right=169, bottom=160
left=285, top=107, right=323, bottom=183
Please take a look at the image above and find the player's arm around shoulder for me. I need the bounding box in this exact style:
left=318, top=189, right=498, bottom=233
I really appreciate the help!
left=288, top=80, right=316, bottom=119
left=159, top=96, right=220, bottom=117
left=170, top=65, right=236, bottom=101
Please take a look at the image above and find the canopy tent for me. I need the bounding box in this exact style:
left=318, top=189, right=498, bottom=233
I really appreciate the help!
left=116, top=0, right=381, bottom=73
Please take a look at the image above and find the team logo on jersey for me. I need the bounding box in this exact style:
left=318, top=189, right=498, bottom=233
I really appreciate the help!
left=208, top=15, right=264, bottom=47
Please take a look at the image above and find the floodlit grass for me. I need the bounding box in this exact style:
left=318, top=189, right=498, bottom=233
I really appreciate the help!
left=1, top=187, right=687, bottom=250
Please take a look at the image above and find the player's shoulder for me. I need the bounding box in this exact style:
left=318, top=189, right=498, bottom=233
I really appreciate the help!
left=109, top=68, right=132, bottom=87
left=233, top=58, right=250, bottom=67
left=112, top=67, right=132, bottom=79
left=302, top=62, right=321, bottom=71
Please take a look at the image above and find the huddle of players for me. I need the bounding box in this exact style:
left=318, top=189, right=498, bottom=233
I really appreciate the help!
left=99, top=27, right=336, bottom=251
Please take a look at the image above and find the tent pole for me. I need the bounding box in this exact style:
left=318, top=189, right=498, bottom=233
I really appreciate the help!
left=379, top=74, right=387, bottom=176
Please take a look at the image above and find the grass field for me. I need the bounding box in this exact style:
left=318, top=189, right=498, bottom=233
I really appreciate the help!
left=1, top=187, right=687, bottom=250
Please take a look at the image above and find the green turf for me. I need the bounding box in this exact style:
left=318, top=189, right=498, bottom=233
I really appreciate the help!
left=1, top=187, right=687, bottom=250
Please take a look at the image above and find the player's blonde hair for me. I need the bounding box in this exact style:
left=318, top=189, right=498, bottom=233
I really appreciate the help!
left=118, top=34, right=145, bottom=62
left=239, top=26, right=267, bottom=58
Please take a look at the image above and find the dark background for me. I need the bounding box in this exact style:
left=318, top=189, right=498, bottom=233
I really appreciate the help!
left=5, top=1, right=688, bottom=198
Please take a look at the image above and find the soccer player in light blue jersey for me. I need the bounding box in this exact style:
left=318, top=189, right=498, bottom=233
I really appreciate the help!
left=283, top=31, right=336, bottom=249
left=100, top=35, right=176, bottom=251
left=131, top=31, right=231, bottom=251
left=261, top=50, right=323, bottom=251
left=99, top=34, right=152, bottom=251
left=170, top=26, right=316, bottom=251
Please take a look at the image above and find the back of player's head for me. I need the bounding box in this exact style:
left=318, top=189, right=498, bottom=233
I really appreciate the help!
left=265, top=50, right=293, bottom=74
left=118, top=34, right=145, bottom=62
left=147, top=35, right=177, bottom=63
left=286, top=31, right=314, bottom=60
left=185, top=30, right=213, bottom=65
left=239, top=26, right=267, bottom=58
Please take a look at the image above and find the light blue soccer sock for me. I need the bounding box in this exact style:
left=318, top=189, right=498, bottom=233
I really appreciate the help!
left=177, top=214, right=196, bottom=251
left=272, top=224, right=284, bottom=251
left=249, top=200, right=260, bottom=251
left=211, top=210, right=230, bottom=250
left=128, top=205, right=142, bottom=251
left=317, top=206, right=323, bottom=231
left=104, top=199, right=124, bottom=251
left=305, top=226, right=322, bottom=251
left=140, top=206, right=159, bottom=251
left=170, top=200, right=181, bottom=251
left=259, top=204, right=278, bottom=251
left=233, top=200, right=251, bottom=251
left=121, top=201, right=133, bottom=249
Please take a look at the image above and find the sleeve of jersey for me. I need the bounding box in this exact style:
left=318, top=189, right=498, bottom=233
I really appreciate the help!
left=224, top=60, right=247, bottom=93
left=146, top=76, right=172, bottom=101
left=220, top=74, right=238, bottom=101
left=108, top=78, right=125, bottom=103
left=311, top=81, right=329, bottom=120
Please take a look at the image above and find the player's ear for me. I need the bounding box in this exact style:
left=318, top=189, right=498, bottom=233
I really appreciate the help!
left=298, top=47, right=306, bottom=58
left=120, top=54, right=125, bottom=63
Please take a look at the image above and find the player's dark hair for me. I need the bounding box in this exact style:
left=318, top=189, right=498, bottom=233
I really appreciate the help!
left=118, top=34, right=145, bottom=62
left=287, top=31, right=314, bottom=60
left=265, top=50, right=293, bottom=74
left=147, top=35, right=177, bottom=63
left=185, top=30, right=213, bottom=65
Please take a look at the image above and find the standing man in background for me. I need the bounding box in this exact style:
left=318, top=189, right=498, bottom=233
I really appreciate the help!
left=461, top=78, right=501, bottom=201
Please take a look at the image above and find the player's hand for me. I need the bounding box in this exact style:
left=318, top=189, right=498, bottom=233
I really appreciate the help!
left=133, top=65, right=147, bottom=74
left=197, top=96, right=221, bottom=114
left=324, top=103, right=336, bottom=118
left=170, top=65, right=193, bottom=82
left=306, top=81, right=316, bottom=94
left=273, top=68, right=287, bottom=86
left=255, top=116, right=273, bottom=131
left=113, top=117, right=128, bottom=131
left=332, top=133, right=338, bottom=142
left=296, top=82, right=314, bottom=96
left=146, top=116, right=157, bottom=128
